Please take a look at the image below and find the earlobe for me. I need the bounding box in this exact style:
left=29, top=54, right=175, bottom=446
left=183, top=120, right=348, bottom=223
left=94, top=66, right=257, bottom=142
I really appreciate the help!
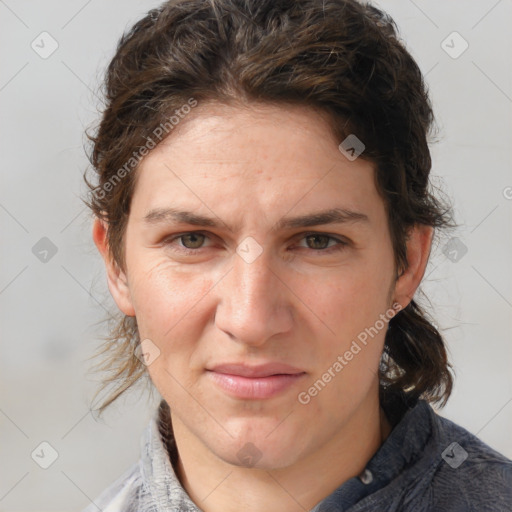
left=92, top=217, right=136, bottom=317
left=392, top=224, right=434, bottom=310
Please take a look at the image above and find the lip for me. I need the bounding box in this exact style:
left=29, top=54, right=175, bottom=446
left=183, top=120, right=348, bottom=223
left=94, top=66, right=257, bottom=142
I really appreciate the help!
left=206, top=363, right=306, bottom=400
left=209, top=362, right=305, bottom=378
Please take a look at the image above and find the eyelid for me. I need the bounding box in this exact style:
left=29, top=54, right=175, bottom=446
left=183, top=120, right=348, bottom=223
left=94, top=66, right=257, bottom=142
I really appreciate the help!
left=296, top=231, right=348, bottom=243
left=163, top=230, right=349, bottom=254
left=293, top=232, right=349, bottom=250
left=164, top=230, right=215, bottom=247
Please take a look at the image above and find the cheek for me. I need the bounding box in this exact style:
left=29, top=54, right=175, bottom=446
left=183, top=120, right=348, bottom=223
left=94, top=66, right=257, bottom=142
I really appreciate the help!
left=128, top=257, right=218, bottom=394
left=127, top=255, right=214, bottom=342
left=307, top=266, right=392, bottom=336
left=294, top=253, right=395, bottom=382
left=296, top=268, right=392, bottom=415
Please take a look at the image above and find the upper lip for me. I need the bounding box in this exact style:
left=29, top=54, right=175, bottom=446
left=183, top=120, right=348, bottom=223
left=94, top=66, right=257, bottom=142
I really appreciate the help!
left=208, top=363, right=306, bottom=378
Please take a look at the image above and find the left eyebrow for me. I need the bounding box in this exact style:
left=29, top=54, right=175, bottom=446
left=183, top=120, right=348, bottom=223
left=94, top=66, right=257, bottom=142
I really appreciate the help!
left=275, top=208, right=369, bottom=230
left=142, top=207, right=369, bottom=231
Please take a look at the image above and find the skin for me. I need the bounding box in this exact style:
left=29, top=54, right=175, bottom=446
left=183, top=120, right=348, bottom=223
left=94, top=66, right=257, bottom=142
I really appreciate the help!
left=93, top=101, right=433, bottom=512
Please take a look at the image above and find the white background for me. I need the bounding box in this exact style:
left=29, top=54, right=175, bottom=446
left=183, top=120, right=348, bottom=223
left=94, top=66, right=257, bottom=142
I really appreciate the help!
left=1, top=1, right=511, bottom=510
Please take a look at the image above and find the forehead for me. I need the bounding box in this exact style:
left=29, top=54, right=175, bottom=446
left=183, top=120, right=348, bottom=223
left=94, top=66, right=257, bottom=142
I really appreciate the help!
left=150, top=101, right=343, bottom=169
left=130, top=101, right=382, bottom=223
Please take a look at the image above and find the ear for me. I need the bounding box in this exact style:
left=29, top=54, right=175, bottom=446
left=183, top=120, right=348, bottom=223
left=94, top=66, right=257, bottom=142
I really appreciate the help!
left=92, top=217, right=136, bottom=316
left=392, top=224, right=433, bottom=310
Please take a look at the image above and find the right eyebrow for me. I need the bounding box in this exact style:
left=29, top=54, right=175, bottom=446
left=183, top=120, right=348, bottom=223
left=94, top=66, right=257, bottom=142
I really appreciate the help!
left=143, top=208, right=218, bottom=227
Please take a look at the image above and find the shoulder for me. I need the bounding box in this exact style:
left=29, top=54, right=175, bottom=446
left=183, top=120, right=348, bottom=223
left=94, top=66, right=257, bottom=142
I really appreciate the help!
left=425, top=408, right=512, bottom=511
left=80, top=460, right=142, bottom=512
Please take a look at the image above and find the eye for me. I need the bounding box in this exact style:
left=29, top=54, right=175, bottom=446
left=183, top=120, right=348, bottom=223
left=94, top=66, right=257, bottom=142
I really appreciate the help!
left=163, top=231, right=212, bottom=253
left=162, top=231, right=348, bottom=256
left=296, top=233, right=347, bottom=252
left=178, top=232, right=207, bottom=249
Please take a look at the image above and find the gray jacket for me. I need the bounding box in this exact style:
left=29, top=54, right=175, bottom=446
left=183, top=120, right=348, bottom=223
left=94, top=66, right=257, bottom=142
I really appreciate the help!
left=82, top=395, right=512, bottom=511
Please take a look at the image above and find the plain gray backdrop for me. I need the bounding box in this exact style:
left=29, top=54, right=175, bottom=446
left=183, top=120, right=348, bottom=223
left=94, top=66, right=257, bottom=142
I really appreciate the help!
left=1, top=1, right=511, bottom=510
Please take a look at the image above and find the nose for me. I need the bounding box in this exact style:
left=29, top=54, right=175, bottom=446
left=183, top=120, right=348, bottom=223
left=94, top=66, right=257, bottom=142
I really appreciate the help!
left=214, top=248, right=294, bottom=347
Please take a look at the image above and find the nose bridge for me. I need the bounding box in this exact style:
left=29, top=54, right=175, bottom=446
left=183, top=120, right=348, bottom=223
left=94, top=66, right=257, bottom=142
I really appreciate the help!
left=215, top=248, right=291, bottom=344
left=234, top=250, right=274, bottom=307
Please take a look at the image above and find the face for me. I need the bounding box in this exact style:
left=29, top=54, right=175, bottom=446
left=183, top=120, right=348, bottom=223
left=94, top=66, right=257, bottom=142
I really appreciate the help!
left=94, top=102, right=430, bottom=470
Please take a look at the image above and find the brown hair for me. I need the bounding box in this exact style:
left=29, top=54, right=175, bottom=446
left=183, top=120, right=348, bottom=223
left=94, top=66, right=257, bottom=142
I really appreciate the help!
left=83, top=0, right=454, bottom=416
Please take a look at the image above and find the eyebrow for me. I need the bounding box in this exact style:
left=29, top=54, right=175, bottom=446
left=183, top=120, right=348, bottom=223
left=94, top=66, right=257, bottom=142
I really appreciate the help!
left=142, top=207, right=369, bottom=231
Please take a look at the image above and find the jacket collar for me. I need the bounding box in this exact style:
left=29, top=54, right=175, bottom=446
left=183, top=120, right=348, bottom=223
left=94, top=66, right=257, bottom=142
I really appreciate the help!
left=140, top=393, right=435, bottom=512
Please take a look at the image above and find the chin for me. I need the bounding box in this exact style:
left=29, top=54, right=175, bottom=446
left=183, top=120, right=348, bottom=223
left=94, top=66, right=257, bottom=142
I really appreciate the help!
left=218, top=444, right=303, bottom=471
left=211, top=419, right=309, bottom=470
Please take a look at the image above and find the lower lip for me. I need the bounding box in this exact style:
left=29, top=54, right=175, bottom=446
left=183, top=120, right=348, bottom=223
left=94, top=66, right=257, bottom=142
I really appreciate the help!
left=207, top=371, right=306, bottom=400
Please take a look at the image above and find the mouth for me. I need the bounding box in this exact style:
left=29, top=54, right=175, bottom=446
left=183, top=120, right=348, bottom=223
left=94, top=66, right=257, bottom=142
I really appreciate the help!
left=206, top=362, right=307, bottom=400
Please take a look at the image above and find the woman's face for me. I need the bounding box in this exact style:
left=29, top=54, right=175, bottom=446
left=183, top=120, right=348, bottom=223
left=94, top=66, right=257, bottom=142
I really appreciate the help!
left=95, top=102, right=424, bottom=469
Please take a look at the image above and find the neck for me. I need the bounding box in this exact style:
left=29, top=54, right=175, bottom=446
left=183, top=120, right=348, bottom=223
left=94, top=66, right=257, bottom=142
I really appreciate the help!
left=169, top=394, right=392, bottom=512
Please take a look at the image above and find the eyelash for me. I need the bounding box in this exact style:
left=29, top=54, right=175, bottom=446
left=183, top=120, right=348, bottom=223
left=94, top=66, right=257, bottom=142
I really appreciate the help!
left=163, top=231, right=348, bottom=255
